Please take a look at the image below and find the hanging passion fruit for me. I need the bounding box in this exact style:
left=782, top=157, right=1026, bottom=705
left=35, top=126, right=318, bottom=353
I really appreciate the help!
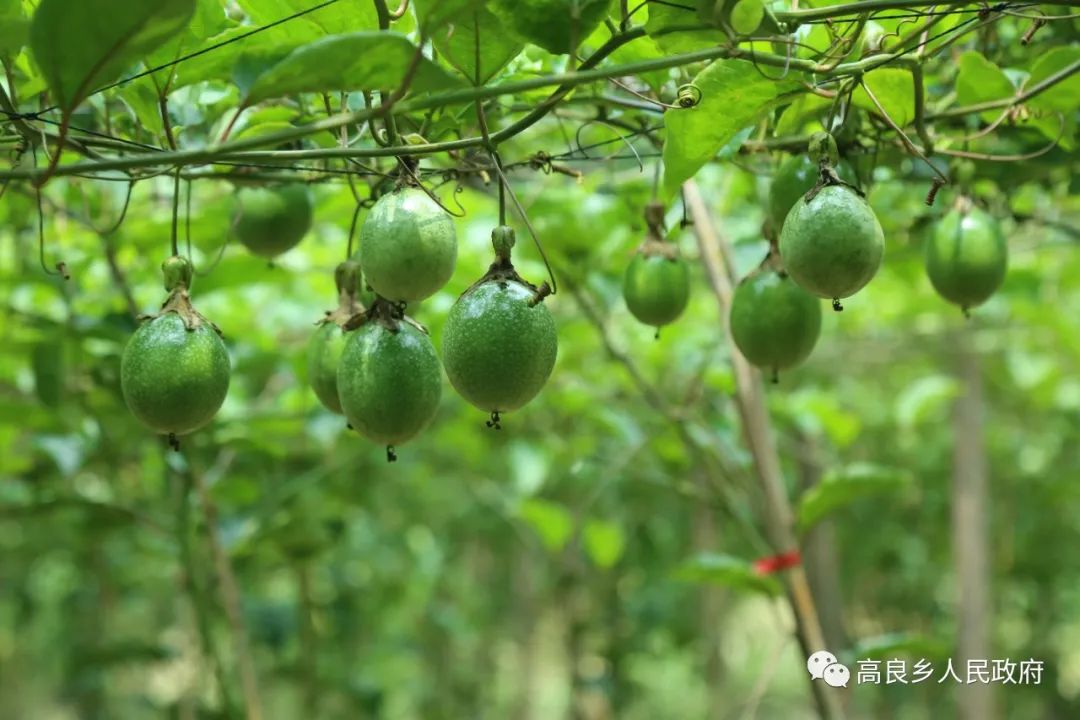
left=336, top=303, right=443, bottom=456
left=359, top=186, right=457, bottom=303
left=924, top=203, right=1007, bottom=313
left=489, top=0, right=613, bottom=55
left=779, top=184, right=884, bottom=307
left=730, top=267, right=822, bottom=380
left=622, top=201, right=690, bottom=329
left=233, top=184, right=313, bottom=258
left=442, top=227, right=557, bottom=425
left=768, top=154, right=858, bottom=234
left=121, top=257, right=229, bottom=444
left=307, top=260, right=366, bottom=415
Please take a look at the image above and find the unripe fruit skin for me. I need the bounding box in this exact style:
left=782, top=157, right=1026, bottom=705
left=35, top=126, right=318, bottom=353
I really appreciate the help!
left=623, top=254, right=691, bottom=327
left=121, top=313, right=230, bottom=435
left=925, top=207, right=1007, bottom=309
left=337, top=322, right=442, bottom=445
left=233, top=185, right=313, bottom=258
left=730, top=272, right=822, bottom=372
left=443, top=281, right=558, bottom=412
left=490, top=0, right=613, bottom=54
left=779, top=185, right=884, bottom=300
left=307, top=322, right=349, bottom=414
left=360, top=188, right=457, bottom=303
left=768, top=155, right=857, bottom=232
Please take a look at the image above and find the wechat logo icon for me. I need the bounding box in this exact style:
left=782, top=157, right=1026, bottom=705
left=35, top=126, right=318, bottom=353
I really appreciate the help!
left=808, top=650, right=849, bottom=688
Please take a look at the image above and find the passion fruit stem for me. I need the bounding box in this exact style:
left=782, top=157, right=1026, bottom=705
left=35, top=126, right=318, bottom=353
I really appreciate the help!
left=492, top=226, right=516, bottom=263
left=644, top=201, right=666, bottom=234
left=808, top=131, right=839, bottom=167
left=162, top=255, right=194, bottom=292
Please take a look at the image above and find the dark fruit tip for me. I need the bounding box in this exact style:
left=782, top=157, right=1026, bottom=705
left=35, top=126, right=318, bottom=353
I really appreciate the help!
left=386, top=445, right=397, bottom=463
left=832, top=298, right=844, bottom=312
left=486, top=411, right=503, bottom=431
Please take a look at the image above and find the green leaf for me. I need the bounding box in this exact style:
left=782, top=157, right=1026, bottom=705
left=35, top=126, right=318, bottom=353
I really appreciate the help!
left=518, top=498, right=573, bottom=552
left=414, top=0, right=485, bottom=30
left=29, top=0, right=196, bottom=114
left=243, top=32, right=461, bottom=105
left=854, top=68, right=915, bottom=127
left=955, top=51, right=1015, bottom=123
left=956, top=51, right=1015, bottom=108
left=1027, top=47, right=1080, bottom=114
left=428, top=5, right=523, bottom=84
left=674, top=553, right=781, bottom=596
left=645, top=2, right=724, bottom=54
left=796, top=464, right=912, bottom=533
left=583, top=519, right=625, bottom=568
left=663, top=60, right=798, bottom=195
left=0, top=0, right=29, bottom=58
left=237, top=0, right=378, bottom=38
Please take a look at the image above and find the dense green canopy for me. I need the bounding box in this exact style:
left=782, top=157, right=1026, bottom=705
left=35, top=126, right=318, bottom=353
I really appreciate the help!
left=1, top=0, right=1079, bottom=718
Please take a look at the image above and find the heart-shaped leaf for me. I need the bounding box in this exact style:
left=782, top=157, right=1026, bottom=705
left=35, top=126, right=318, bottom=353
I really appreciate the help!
left=29, top=0, right=196, bottom=114
left=243, top=32, right=461, bottom=106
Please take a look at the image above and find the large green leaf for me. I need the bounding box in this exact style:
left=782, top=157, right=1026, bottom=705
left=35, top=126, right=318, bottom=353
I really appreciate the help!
left=853, top=68, right=915, bottom=127
left=1027, top=46, right=1080, bottom=114
left=29, top=0, right=196, bottom=113
left=954, top=50, right=1018, bottom=126
left=237, top=0, right=378, bottom=38
left=674, top=553, right=782, bottom=596
left=243, top=32, right=461, bottom=105
left=0, top=0, right=29, bottom=58
left=796, top=464, right=912, bottom=533
left=644, top=1, right=724, bottom=54
left=414, top=0, right=485, bottom=30
left=663, top=59, right=799, bottom=195
left=955, top=51, right=1015, bottom=113
left=428, top=5, right=523, bottom=84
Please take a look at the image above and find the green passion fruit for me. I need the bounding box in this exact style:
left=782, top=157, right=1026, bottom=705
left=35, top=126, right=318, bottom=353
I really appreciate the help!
left=233, top=184, right=313, bottom=258
left=768, top=155, right=858, bottom=233
left=359, top=187, right=457, bottom=303
left=443, top=280, right=558, bottom=415
left=925, top=205, right=1007, bottom=312
left=779, top=184, right=884, bottom=305
left=489, top=0, right=612, bottom=54
left=730, top=270, right=822, bottom=378
left=337, top=320, right=442, bottom=448
left=307, top=260, right=370, bottom=415
left=307, top=322, right=349, bottom=414
left=121, top=313, right=230, bottom=436
left=623, top=252, right=691, bottom=328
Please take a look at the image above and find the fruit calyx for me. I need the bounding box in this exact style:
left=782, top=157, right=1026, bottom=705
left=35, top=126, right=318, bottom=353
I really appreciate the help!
left=342, top=295, right=427, bottom=337
left=637, top=201, right=679, bottom=260
left=317, top=260, right=367, bottom=329
left=463, top=226, right=551, bottom=307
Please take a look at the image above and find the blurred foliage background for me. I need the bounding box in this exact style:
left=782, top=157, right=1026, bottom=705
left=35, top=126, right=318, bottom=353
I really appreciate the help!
left=2, top=0, right=1080, bottom=719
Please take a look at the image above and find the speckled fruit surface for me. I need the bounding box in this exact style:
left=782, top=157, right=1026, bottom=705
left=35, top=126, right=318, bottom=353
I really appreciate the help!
left=337, top=321, right=442, bottom=445
left=925, top=206, right=1007, bottom=310
left=359, top=188, right=457, bottom=303
left=442, top=281, right=558, bottom=413
left=307, top=322, right=349, bottom=414
left=233, top=184, right=313, bottom=258
left=622, top=254, right=690, bottom=327
left=121, top=313, right=230, bottom=435
left=779, top=184, right=884, bottom=300
left=730, top=271, right=822, bottom=374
